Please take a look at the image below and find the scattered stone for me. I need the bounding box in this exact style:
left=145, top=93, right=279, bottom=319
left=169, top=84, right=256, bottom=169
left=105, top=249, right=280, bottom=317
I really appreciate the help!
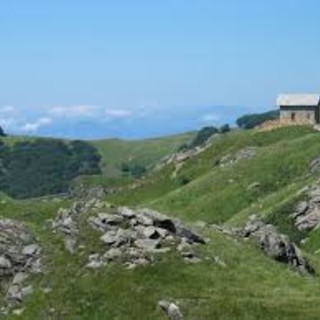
left=118, top=207, right=136, bottom=219
left=134, top=239, right=160, bottom=251
left=22, top=244, right=40, bottom=256
left=0, top=218, right=42, bottom=310
left=219, top=147, right=257, bottom=167
left=12, top=308, right=24, bottom=316
left=53, top=200, right=206, bottom=270
left=309, top=157, right=320, bottom=173
left=176, top=225, right=206, bottom=244
left=214, top=256, right=227, bottom=267
left=104, top=248, right=123, bottom=261
left=86, top=254, right=106, bottom=269
left=247, top=182, right=261, bottom=191
left=64, top=237, right=77, bottom=254
left=292, top=181, right=320, bottom=231
left=158, top=300, right=183, bottom=320
left=141, top=226, right=159, bottom=239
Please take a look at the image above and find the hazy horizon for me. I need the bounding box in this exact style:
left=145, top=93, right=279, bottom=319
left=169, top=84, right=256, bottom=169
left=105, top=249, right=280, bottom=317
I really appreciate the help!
left=1, top=1, right=319, bottom=138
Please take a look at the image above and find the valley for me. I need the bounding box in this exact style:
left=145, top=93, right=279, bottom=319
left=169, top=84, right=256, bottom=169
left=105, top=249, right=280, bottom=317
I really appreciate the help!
left=1, top=125, right=320, bottom=319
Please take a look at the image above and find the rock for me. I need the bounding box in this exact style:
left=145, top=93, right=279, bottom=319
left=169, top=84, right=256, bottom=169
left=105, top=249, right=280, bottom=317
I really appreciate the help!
left=247, top=182, right=261, bottom=191
left=239, top=217, right=314, bottom=275
left=134, top=239, right=160, bottom=251
left=310, top=157, right=320, bottom=173
left=22, top=244, right=40, bottom=256
left=141, top=226, right=159, bottom=239
left=118, top=207, right=136, bottom=219
left=156, top=227, right=169, bottom=238
left=97, top=212, right=123, bottom=226
left=86, top=254, right=105, bottom=269
left=0, top=256, right=12, bottom=270
left=64, top=237, right=77, bottom=254
left=135, top=214, right=153, bottom=226
left=291, top=201, right=309, bottom=219
left=214, top=256, right=227, bottom=267
left=104, top=248, right=123, bottom=261
left=177, top=240, right=192, bottom=253
left=12, top=308, right=24, bottom=316
left=291, top=182, right=320, bottom=231
left=176, top=226, right=206, bottom=244
left=220, top=147, right=257, bottom=167
left=20, top=285, right=33, bottom=297
left=12, top=273, right=28, bottom=285
left=158, top=300, right=183, bottom=320
left=84, top=204, right=206, bottom=269
left=182, top=251, right=201, bottom=263
left=7, top=285, right=22, bottom=302
left=295, top=211, right=320, bottom=231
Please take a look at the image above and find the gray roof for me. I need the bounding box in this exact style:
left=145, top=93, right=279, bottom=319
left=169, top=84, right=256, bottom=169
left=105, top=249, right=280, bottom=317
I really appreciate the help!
left=277, top=94, right=320, bottom=107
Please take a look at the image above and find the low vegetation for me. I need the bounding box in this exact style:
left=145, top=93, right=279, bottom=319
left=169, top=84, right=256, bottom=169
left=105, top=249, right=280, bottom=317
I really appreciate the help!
left=236, top=110, right=279, bottom=129
left=0, top=139, right=101, bottom=198
left=2, top=125, right=320, bottom=319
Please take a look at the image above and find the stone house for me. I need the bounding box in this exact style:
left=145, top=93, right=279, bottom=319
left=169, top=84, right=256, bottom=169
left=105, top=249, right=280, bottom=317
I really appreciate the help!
left=277, top=94, right=320, bottom=124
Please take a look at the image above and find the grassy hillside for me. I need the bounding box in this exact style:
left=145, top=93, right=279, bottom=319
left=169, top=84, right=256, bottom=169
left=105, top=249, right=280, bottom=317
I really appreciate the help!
left=4, top=126, right=320, bottom=319
left=91, top=132, right=195, bottom=178
left=108, top=126, right=319, bottom=223
left=1, top=194, right=320, bottom=319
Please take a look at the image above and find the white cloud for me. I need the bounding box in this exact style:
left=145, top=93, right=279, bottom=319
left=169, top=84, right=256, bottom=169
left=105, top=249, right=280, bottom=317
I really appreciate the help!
left=200, top=113, right=220, bottom=122
left=48, top=105, right=101, bottom=118
left=0, top=105, right=15, bottom=114
left=105, top=108, right=133, bottom=118
left=20, top=117, right=52, bottom=133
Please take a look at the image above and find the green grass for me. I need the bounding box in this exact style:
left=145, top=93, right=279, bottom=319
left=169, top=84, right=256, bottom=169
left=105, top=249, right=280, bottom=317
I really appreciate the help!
left=107, top=126, right=320, bottom=223
left=5, top=210, right=320, bottom=320
left=4, top=126, right=320, bottom=319
left=91, top=132, right=195, bottom=178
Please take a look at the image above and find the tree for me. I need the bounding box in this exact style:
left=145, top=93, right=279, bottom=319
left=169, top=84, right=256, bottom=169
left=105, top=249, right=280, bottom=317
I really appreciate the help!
left=190, top=126, right=219, bottom=148
left=0, top=126, right=6, bottom=137
left=219, top=124, right=230, bottom=133
left=236, top=110, right=279, bottom=129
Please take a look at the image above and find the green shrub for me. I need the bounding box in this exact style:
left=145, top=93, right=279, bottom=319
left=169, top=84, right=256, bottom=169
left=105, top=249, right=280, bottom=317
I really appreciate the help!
left=0, top=139, right=101, bottom=198
left=236, top=110, right=279, bottom=129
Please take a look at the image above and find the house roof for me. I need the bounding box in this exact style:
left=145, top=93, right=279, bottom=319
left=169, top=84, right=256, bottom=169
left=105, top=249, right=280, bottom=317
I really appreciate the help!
left=277, top=94, right=320, bottom=107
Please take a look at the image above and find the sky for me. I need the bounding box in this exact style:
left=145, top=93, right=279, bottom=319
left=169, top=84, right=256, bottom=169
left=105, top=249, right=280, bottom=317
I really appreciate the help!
left=1, top=0, right=320, bottom=139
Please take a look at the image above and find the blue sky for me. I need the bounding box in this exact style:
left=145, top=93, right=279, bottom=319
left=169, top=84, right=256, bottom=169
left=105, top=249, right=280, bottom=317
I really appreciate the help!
left=1, top=0, right=320, bottom=139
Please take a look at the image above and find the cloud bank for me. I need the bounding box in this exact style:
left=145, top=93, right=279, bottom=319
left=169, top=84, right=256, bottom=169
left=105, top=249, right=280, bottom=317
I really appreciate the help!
left=0, top=104, right=257, bottom=139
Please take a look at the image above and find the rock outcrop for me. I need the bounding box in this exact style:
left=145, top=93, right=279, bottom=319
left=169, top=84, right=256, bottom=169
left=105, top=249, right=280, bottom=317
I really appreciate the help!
left=236, top=216, right=314, bottom=275
left=52, top=199, right=206, bottom=269
left=292, top=183, right=320, bottom=231
left=87, top=206, right=206, bottom=269
left=158, top=300, right=183, bottom=320
left=218, top=147, right=257, bottom=167
left=0, top=218, right=42, bottom=312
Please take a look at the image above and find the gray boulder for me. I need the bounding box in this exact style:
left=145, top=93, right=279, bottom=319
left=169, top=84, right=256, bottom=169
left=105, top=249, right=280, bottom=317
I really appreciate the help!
left=240, top=216, right=314, bottom=275
left=158, top=300, right=183, bottom=320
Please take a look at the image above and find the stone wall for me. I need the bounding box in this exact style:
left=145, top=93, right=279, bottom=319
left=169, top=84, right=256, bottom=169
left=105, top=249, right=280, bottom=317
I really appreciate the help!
left=280, top=106, right=318, bottom=124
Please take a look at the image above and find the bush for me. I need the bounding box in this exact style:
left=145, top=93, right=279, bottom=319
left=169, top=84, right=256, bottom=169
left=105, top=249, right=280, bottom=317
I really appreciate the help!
left=0, top=139, right=101, bottom=198
left=236, top=110, right=279, bottom=129
left=219, top=124, right=230, bottom=133
left=121, top=162, right=147, bottom=178
left=0, top=126, right=6, bottom=137
left=190, top=126, right=219, bottom=148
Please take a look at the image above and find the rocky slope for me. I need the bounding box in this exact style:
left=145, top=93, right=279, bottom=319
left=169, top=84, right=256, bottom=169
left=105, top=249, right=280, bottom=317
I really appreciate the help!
left=0, top=219, right=42, bottom=315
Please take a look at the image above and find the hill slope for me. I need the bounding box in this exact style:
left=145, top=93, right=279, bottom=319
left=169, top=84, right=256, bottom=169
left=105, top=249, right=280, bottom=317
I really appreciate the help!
left=91, top=131, right=195, bottom=178
left=3, top=126, right=320, bottom=319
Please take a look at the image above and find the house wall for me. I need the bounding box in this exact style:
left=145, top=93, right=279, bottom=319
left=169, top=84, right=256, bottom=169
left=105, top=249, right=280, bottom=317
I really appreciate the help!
left=280, top=106, right=318, bottom=124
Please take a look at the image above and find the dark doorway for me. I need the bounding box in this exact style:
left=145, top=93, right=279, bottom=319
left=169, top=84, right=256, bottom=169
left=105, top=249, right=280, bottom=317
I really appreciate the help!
left=291, top=113, right=296, bottom=121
